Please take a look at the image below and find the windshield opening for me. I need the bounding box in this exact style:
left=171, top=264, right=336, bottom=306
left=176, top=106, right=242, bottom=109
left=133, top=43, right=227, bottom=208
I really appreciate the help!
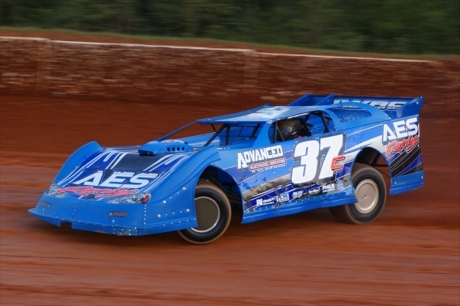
left=159, top=122, right=263, bottom=148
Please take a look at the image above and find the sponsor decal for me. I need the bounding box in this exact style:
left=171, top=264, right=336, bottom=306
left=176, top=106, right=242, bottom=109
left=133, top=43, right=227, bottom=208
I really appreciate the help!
left=277, top=192, right=289, bottom=203
left=292, top=191, right=304, bottom=200
left=382, top=118, right=418, bottom=143
left=321, top=183, right=336, bottom=193
left=72, top=171, right=158, bottom=189
left=360, top=100, right=406, bottom=110
left=386, top=135, right=419, bottom=157
left=237, top=145, right=286, bottom=171
left=62, top=186, right=138, bottom=199
left=255, top=197, right=276, bottom=207
left=308, top=187, right=321, bottom=196
left=334, top=99, right=406, bottom=110
left=382, top=117, right=420, bottom=157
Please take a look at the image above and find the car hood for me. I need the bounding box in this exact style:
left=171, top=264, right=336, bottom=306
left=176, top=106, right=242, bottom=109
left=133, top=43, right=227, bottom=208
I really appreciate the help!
left=52, top=144, right=194, bottom=200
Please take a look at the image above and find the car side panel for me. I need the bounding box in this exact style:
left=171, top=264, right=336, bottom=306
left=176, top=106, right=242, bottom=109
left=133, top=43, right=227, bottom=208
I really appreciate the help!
left=214, top=132, right=355, bottom=223
left=214, top=116, right=423, bottom=224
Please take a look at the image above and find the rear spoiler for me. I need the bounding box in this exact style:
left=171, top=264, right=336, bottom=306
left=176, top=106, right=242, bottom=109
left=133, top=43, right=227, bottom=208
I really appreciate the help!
left=288, top=94, right=424, bottom=118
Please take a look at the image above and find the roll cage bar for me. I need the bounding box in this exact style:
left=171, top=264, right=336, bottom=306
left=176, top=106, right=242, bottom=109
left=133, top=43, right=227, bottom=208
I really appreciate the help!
left=204, top=123, right=262, bottom=147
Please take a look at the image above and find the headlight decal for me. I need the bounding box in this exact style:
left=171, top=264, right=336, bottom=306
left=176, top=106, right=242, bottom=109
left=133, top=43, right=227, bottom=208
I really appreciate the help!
left=108, top=192, right=151, bottom=204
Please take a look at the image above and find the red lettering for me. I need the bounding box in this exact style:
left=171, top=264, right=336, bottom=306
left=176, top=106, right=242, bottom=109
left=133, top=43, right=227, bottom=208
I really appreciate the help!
left=386, top=135, right=419, bottom=157
left=331, top=155, right=345, bottom=170
left=269, top=158, right=286, bottom=166
left=63, top=186, right=138, bottom=199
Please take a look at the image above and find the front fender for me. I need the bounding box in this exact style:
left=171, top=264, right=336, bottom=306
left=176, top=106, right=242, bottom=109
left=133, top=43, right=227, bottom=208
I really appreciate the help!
left=143, top=146, right=221, bottom=231
left=150, top=145, right=221, bottom=200
left=53, top=141, right=103, bottom=184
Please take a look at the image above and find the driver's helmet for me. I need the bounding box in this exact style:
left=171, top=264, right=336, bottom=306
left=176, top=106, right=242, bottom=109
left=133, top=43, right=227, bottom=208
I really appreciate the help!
left=278, top=118, right=302, bottom=140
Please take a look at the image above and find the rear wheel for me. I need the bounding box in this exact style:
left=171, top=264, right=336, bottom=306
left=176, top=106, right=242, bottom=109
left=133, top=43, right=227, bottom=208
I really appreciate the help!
left=177, top=180, right=231, bottom=244
left=330, top=163, right=386, bottom=224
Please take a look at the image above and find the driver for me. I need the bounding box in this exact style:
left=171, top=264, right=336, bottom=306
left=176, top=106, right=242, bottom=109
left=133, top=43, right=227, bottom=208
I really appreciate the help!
left=277, top=118, right=305, bottom=140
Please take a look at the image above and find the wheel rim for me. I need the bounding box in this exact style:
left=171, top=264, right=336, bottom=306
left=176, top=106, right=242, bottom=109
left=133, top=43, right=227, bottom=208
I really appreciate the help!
left=354, top=179, right=379, bottom=214
left=191, top=196, right=220, bottom=233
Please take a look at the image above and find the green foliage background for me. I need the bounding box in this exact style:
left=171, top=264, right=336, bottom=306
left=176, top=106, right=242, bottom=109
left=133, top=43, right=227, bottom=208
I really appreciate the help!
left=1, top=0, right=459, bottom=54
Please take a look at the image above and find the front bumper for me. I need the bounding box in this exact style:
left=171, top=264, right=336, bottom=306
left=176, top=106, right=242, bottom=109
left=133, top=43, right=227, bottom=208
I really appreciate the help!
left=29, top=193, right=198, bottom=236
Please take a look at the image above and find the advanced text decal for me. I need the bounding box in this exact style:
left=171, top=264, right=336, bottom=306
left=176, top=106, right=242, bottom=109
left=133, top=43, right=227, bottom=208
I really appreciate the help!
left=237, top=145, right=286, bottom=171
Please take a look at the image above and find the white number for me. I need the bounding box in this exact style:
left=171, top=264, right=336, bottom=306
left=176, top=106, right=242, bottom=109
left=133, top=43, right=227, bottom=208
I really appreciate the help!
left=318, top=135, right=344, bottom=179
left=291, top=134, right=345, bottom=185
left=292, top=141, right=319, bottom=184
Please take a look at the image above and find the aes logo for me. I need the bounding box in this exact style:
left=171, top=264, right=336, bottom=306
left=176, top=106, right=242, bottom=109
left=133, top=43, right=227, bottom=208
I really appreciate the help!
left=382, top=118, right=418, bottom=143
left=72, top=171, right=158, bottom=189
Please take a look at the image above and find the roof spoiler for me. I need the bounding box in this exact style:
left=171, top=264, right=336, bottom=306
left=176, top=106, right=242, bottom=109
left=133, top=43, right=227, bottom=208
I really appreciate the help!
left=288, top=93, right=424, bottom=118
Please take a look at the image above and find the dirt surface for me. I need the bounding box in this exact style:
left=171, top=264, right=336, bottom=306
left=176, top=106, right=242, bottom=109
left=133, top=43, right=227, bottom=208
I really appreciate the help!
left=1, top=94, right=459, bottom=306
left=1, top=29, right=459, bottom=306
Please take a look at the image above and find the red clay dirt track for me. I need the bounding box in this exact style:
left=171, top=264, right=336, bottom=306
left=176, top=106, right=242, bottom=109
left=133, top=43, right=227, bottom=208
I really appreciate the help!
left=1, top=34, right=460, bottom=306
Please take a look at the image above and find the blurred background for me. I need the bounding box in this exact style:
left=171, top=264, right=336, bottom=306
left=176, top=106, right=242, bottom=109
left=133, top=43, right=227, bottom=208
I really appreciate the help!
left=1, top=0, right=459, bottom=55
left=1, top=2, right=459, bottom=306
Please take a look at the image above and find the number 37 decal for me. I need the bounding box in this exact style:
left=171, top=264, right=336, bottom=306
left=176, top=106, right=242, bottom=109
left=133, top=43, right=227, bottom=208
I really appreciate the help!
left=291, top=134, right=346, bottom=185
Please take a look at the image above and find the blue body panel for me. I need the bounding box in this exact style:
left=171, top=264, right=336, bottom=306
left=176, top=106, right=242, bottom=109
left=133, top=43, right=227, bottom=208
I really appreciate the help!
left=29, top=93, right=425, bottom=236
left=30, top=144, right=220, bottom=235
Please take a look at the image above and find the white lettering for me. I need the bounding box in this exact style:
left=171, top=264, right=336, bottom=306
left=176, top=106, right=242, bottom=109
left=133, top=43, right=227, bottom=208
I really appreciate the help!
left=406, top=117, right=418, bottom=136
left=259, top=148, right=267, bottom=160
left=237, top=153, right=248, bottom=169
left=237, top=145, right=285, bottom=170
left=388, top=101, right=405, bottom=109
left=334, top=99, right=406, bottom=110
left=73, top=171, right=103, bottom=186
left=370, top=101, right=390, bottom=109
left=122, top=173, right=158, bottom=189
left=244, top=151, right=252, bottom=163
left=383, top=124, right=397, bottom=142
left=394, top=120, right=408, bottom=138
left=72, top=171, right=157, bottom=189
left=383, top=118, right=419, bottom=143
left=100, top=172, right=133, bottom=188
left=255, top=150, right=262, bottom=162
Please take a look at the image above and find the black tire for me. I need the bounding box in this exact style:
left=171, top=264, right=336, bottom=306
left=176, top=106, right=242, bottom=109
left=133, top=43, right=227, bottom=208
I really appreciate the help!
left=177, top=180, right=232, bottom=244
left=329, top=163, right=387, bottom=224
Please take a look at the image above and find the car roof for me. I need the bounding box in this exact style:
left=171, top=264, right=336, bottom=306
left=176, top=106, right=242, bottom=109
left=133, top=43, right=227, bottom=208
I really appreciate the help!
left=198, top=103, right=390, bottom=126
left=199, top=105, right=315, bottom=124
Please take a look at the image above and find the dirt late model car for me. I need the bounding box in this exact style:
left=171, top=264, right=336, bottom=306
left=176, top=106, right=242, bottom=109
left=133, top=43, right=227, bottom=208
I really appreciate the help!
left=29, top=94, right=424, bottom=244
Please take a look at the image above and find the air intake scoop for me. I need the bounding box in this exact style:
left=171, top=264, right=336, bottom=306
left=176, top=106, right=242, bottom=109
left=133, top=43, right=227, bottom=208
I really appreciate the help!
left=138, top=140, right=193, bottom=155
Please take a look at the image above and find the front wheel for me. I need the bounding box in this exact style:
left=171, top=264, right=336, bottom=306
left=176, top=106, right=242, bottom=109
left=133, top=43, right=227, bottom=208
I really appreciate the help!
left=330, top=163, right=387, bottom=224
left=177, top=180, right=231, bottom=244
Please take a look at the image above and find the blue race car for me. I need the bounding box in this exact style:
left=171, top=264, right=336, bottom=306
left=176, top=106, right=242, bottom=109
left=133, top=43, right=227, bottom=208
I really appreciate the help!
left=29, top=94, right=424, bottom=244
